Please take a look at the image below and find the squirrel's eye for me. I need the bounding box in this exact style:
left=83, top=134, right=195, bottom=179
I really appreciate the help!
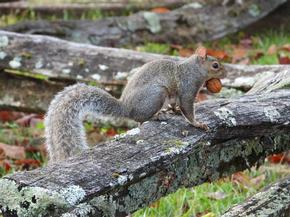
left=212, top=62, right=219, bottom=69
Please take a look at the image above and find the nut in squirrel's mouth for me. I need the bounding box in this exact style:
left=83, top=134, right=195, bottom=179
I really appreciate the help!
left=205, top=78, right=222, bottom=93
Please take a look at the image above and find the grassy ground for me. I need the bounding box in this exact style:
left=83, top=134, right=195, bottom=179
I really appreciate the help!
left=133, top=164, right=290, bottom=217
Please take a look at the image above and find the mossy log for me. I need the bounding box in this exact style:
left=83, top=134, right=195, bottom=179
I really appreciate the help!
left=0, top=30, right=287, bottom=88
left=222, top=175, right=290, bottom=217
left=2, top=0, right=286, bottom=47
left=0, top=90, right=290, bottom=217
left=1, top=31, right=290, bottom=113
left=1, top=30, right=290, bottom=113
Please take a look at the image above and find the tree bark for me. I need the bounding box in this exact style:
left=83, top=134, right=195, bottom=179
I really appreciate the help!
left=0, top=90, right=290, bottom=217
left=0, top=0, right=187, bottom=17
left=222, top=175, right=290, bottom=217
left=1, top=31, right=289, bottom=113
left=2, top=0, right=286, bottom=47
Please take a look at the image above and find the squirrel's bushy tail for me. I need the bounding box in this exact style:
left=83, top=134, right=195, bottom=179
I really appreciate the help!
left=44, top=83, right=128, bottom=162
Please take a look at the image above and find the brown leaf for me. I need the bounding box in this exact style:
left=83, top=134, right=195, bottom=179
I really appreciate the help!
left=250, top=174, right=265, bottom=187
left=0, top=111, right=23, bottom=122
left=0, top=160, right=12, bottom=173
left=278, top=55, right=290, bottom=64
left=179, top=48, right=194, bottom=57
left=15, top=159, right=41, bottom=167
left=151, top=7, right=170, bottom=13
left=15, top=114, right=41, bottom=127
left=267, top=45, right=277, bottom=55
left=0, top=143, right=25, bottom=159
left=232, top=48, right=247, bottom=63
left=231, top=172, right=252, bottom=189
left=268, top=152, right=290, bottom=164
left=280, top=44, right=290, bottom=52
left=206, top=49, right=228, bottom=60
left=253, top=51, right=264, bottom=60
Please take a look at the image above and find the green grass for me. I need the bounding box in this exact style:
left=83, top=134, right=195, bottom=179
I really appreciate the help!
left=132, top=31, right=290, bottom=65
left=135, top=43, right=178, bottom=56
left=133, top=165, right=290, bottom=217
left=0, top=9, right=105, bottom=27
left=252, top=31, right=290, bottom=64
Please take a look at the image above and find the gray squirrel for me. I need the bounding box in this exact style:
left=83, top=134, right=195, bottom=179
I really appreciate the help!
left=45, top=47, right=227, bottom=162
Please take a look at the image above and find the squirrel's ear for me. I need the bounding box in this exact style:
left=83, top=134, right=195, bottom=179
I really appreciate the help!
left=195, top=47, right=207, bottom=59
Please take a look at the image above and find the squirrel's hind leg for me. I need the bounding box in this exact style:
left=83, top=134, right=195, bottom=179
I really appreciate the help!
left=128, top=84, right=168, bottom=123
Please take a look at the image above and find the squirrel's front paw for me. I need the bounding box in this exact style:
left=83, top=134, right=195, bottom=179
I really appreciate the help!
left=191, top=121, right=209, bottom=131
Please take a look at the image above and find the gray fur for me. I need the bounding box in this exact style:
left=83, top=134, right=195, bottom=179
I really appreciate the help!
left=45, top=54, right=226, bottom=162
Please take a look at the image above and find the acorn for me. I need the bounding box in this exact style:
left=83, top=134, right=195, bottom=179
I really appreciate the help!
left=206, top=78, right=222, bottom=93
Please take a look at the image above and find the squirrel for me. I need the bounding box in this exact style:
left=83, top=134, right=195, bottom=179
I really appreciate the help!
left=45, top=47, right=227, bottom=162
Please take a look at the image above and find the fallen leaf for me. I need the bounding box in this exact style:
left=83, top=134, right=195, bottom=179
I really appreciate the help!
left=268, top=153, right=284, bottom=164
left=232, top=172, right=252, bottom=189
left=278, top=55, right=290, bottom=64
left=267, top=45, right=277, bottom=55
left=250, top=174, right=265, bottom=187
left=268, top=152, right=290, bottom=164
left=2, top=160, right=11, bottom=173
left=106, top=128, right=118, bottom=137
left=280, top=44, right=290, bottom=52
left=232, top=48, right=247, bottom=63
left=151, top=7, right=170, bottom=13
left=253, top=51, right=264, bottom=60
left=0, top=111, right=23, bottom=122
left=15, top=159, right=41, bottom=167
left=0, top=143, right=25, bottom=159
left=206, top=191, right=227, bottom=200
left=206, top=49, right=228, bottom=59
left=15, top=114, right=43, bottom=127
left=178, top=48, right=194, bottom=57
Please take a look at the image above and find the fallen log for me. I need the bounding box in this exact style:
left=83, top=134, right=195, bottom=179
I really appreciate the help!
left=2, top=0, right=286, bottom=47
left=1, top=30, right=289, bottom=113
left=0, top=30, right=287, bottom=88
left=0, top=89, right=290, bottom=217
left=0, top=0, right=187, bottom=17
left=222, top=175, right=290, bottom=217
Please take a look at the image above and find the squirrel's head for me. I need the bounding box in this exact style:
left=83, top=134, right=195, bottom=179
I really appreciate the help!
left=195, top=47, right=227, bottom=80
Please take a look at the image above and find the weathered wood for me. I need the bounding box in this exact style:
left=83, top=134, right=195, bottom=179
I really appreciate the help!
left=2, top=0, right=286, bottom=47
left=0, top=0, right=187, bottom=17
left=1, top=31, right=289, bottom=113
left=1, top=90, right=290, bottom=217
left=247, top=69, right=290, bottom=94
left=222, top=175, right=290, bottom=217
left=0, top=70, right=65, bottom=113
left=0, top=30, right=288, bottom=87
